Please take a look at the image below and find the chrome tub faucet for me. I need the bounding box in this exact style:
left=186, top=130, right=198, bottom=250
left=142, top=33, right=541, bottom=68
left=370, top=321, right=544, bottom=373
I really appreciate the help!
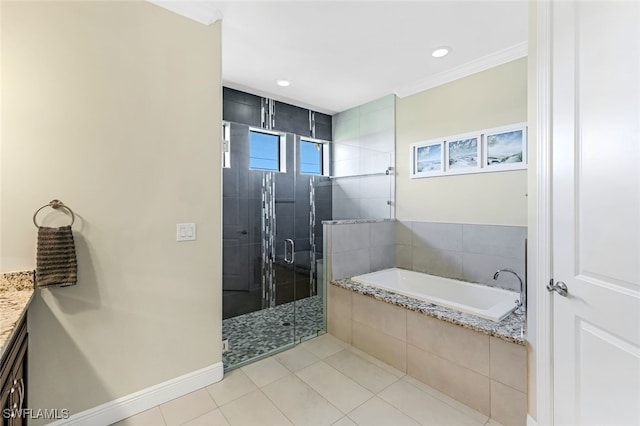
left=494, top=269, right=525, bottom=308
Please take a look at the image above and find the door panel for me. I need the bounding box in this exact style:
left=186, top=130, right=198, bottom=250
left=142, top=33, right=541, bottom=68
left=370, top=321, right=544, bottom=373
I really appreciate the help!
left=551, top=1, right=640, bottom=425
left=574, top=0, right=640, bottom=287
left=579, top=320, right=639, bottom=425
left=223, top=124, right=252, bottom=293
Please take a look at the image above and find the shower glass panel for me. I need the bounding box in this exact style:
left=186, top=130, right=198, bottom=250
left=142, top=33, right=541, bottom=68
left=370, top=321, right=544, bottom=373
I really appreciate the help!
left=222, top=124, right=328, bottom=369
left=331, top=145, right=394, bottom=220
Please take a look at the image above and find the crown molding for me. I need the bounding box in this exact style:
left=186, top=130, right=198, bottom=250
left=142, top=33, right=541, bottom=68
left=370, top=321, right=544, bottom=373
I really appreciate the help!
left=148, top=1, right=222, bottom=26
left=394, top=41, right=528, bottom=98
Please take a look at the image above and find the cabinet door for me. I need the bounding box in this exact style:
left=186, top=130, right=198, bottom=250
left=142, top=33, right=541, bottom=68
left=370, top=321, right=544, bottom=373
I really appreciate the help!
left=10, top=343, right=26, bottom=426
left=1, top=377, right=12, bottom=426
left=0, top=317, right=27, bottom=426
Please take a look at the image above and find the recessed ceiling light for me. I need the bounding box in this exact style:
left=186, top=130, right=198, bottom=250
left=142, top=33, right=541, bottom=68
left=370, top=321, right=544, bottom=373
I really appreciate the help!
left=276, top=79, right=291, bottom=87
left=432, top=47, right=451, bottom=58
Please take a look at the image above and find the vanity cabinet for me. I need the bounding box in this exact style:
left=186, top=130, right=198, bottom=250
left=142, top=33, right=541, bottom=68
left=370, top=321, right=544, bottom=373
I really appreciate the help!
left=0, top=317, right=27, bottom=426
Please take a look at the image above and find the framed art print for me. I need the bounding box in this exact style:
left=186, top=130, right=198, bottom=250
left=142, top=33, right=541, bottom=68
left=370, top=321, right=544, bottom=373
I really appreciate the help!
left=409, top=123, right=527, bottom=179
left=411, top=140, right=444, bottom=177
left=446, top=135, right=481, bottom=171
left=484, top=124, right=527, bottom=170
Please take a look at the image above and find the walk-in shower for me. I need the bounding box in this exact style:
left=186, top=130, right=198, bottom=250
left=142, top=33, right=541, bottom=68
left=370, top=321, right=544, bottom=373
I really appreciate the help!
left=222, top=88, right=333, bottom=368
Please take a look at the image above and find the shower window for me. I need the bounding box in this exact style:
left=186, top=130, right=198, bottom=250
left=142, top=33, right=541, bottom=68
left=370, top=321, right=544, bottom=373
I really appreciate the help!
left=249, top=129, right=285, bottom=172
left=300, top=140, right=323, bottom=175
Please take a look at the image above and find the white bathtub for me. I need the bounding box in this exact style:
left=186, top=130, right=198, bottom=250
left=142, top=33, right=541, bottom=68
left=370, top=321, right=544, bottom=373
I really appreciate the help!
left=351, top=268, right=519, bottom=321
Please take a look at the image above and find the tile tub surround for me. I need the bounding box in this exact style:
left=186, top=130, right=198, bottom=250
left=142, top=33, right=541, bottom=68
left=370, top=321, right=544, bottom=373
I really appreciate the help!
left=324, top=220, right=397, bottom=280
left=328, top=281, right=527, bottom=426
left=324, top=220, right=527, bottom=293
left=0, top=271, right=35, bottom=356
left=396, top=221, right=527, bottom=292
left=331, top=278, right=525, bottom=345
left=322, top=219, right=395, bottom=225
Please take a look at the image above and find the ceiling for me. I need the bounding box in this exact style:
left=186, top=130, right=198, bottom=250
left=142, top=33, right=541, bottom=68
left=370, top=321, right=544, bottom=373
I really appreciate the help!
left=156, top=1, right=529, bottom=115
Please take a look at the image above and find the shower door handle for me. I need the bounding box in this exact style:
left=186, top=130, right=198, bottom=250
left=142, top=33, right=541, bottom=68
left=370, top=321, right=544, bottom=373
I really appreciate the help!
left=284, top=239, right=295, bottom=265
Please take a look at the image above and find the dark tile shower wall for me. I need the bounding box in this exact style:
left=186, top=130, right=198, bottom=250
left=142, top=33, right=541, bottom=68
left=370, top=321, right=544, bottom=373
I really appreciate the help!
left=273, top=134, right=302, bottom=306
left=222, top=123, right=264, bottom=318
left=223, top=87, right=332, bottom=140
left=272, top=99, right=332, bottom=140
left=273, top=102, right=311, bottom=137
left=223, top=87, right=262, bottom=127
left=223, top=88, right=332, bottom=319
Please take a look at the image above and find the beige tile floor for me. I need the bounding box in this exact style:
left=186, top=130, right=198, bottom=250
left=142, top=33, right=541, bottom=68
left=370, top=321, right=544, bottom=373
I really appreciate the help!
left=114, top=334, right=504, bottom=426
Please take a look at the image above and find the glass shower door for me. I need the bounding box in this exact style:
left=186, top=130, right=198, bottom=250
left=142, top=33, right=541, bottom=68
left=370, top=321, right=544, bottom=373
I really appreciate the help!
left=272, top=134, right=312, bottom=341
left=252, top=133, right=322, bottom=344
left=222, top=127, right=326, bottom=369
left=222, top=125, right=297, bottom=369
left=289, top=135, right=326, bottom=341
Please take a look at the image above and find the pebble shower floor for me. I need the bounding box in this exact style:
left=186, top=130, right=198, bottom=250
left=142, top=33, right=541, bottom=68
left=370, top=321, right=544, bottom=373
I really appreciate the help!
left=222, top=296, right=323, bottom=368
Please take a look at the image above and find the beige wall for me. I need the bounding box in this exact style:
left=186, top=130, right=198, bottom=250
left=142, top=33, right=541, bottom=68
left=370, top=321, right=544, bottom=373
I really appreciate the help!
left=1, top=1, right=222, bottom=421
left=395, top=58, right=528, bottom=226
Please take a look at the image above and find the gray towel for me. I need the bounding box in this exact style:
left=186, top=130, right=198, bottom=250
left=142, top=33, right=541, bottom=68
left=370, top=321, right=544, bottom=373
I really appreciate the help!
left=36, top=225, right=77, bottom=287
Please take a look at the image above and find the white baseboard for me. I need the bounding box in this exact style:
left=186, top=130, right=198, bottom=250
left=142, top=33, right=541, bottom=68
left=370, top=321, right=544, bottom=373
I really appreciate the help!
left=527, top=414, right=537, bottom=426
left=48, top=362, right=224, bottom=426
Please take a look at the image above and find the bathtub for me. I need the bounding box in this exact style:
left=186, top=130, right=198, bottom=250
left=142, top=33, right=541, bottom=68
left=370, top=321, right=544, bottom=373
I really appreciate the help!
left=351, top=268, right=519, bottom=322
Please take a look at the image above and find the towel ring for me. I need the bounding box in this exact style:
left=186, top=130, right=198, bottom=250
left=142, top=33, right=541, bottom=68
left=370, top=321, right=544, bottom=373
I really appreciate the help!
left=33, top=200, right=75, bottom=229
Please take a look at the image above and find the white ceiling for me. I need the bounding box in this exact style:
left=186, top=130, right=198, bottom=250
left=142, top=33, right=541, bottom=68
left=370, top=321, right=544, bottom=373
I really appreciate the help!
left=156, top=1, right=529, bottom=115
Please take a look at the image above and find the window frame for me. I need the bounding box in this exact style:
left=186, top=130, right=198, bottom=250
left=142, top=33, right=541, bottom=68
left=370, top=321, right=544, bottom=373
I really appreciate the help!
left=248, top=128, right=287, bottom=173
left=222, top=121, right=231, bottom=169
left=299, top=137, right=329, bottom=176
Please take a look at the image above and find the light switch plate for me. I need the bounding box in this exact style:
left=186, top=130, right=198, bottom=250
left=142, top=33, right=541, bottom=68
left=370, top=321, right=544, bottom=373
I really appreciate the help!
left=176, top=223, right=196, bottom=241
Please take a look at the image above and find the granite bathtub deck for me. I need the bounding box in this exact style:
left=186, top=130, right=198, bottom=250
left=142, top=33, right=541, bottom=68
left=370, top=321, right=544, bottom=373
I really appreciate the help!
left=332, top=278, right=526, bottom=345
left=322, top=218, right=395, bottom=225
left=0, top=271, right=35, bottom=357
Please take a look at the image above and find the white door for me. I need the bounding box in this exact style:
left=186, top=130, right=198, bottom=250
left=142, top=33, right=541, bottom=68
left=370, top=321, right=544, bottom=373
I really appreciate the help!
left=551, top=1, right=640, bottom=425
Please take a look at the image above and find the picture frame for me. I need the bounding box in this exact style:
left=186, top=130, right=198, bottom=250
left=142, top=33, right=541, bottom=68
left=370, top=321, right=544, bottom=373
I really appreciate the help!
left=409, top=123, right=528, bottom=179
left=411, top=140, right=444, bottom=178
left=484, top=124, right=527, bottom=170
left=445, top=134, right=481, bottom=172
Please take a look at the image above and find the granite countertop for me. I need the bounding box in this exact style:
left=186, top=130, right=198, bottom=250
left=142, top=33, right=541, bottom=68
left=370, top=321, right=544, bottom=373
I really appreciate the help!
left=322, top=218, right=396, bottom=225
left=0, top=271, right=35, bottom=358
left=331, top=278, right=526, bottom=346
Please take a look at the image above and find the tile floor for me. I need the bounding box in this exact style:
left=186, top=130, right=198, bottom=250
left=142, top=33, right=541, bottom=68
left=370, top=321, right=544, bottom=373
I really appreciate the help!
left=114, top=334, right=504, bottom=426
left=223, top=296, right=324, bottom=368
